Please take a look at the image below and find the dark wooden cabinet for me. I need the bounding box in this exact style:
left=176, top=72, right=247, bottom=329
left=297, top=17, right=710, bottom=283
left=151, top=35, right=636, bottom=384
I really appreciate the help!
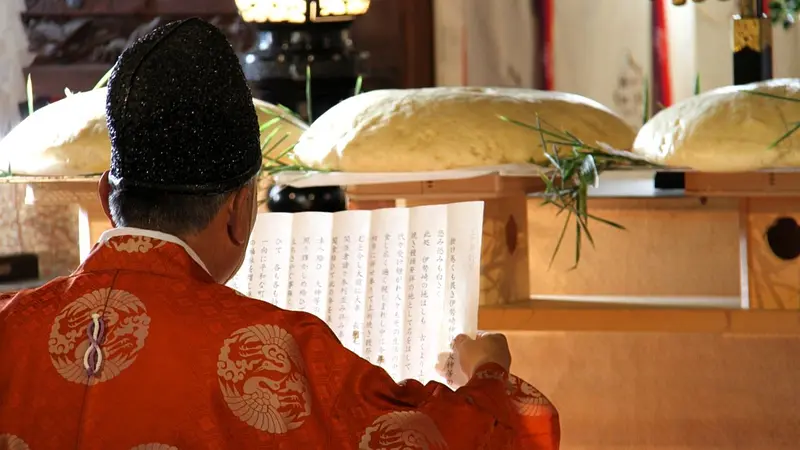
left=23, top=0, right=434, bottom=98
left=25, top=0, right=148, bottom=15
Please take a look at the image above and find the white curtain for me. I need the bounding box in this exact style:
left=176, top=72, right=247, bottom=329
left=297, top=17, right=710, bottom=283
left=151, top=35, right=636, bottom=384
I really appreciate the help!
left=434, top=0, right=538, bottom=88
left=551, top=0, right=651, bottom=127
left=0, top=0, right=33, bottom=139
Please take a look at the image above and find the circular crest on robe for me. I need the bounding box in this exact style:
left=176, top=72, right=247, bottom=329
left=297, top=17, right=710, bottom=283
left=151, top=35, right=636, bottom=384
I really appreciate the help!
left=106, top=18, right=261, bottom=194
left=48, top=288, right=151, bottom=385
left=358, top=411, right=447, bottom=450
left=0, top=434, right=30, bottom=450
left=216, top=324, right=312, bottom=433
left=131, top=444, right=178, bottom=450
left=506, top=374, right=552, bottom=417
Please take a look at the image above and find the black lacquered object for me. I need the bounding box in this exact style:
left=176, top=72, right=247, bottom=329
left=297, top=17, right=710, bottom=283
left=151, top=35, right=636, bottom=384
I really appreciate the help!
left=240, top=8, right=370, bottom=214
left=732, top=1, right=773, bottom=85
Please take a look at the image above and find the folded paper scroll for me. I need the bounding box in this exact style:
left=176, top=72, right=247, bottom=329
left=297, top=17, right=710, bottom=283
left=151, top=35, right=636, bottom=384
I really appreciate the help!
left=227, top=201, right=484, bottom=385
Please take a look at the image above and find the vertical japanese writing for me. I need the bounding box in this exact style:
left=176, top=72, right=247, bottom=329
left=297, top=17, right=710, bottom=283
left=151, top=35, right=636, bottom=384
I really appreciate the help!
left=353, top=234, right=366, bottom=346
left=298, top=237, right=310, bottom=310
left=257, top=239, right=269, bottom=300
left=337, top=236, right=352, bottom=340
left=405, top=232, right=417, bottom=377
left=286, top=237, right=297, bottom=305
left=378, top=233, right=391, bottom=367
left=365, top=234, right=378, bottom=362
left=391, top=232, right=406, bottom=374
left=421, top=231, right=432, bottom=375
left=312, top=236, right=326, bottom=317
left=272, top=237, right=284, bottom=304
left=245, top=239, right=255, bottom=295
left=446, top=236, right=458, bottom=381
left=328, top=236, right=338, bottom=322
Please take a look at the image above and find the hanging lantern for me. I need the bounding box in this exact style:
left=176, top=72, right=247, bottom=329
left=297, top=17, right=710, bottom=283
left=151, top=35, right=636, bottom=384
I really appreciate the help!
left=236, top=0, right=371, bottom=25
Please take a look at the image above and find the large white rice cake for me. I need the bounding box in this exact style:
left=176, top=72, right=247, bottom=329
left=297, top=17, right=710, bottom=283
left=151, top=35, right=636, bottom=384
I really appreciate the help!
left=0, top=89, right=305, bottom=177
left=633, top=78, right=800, bottom=171
left=292, top=87, right=636, bottom=172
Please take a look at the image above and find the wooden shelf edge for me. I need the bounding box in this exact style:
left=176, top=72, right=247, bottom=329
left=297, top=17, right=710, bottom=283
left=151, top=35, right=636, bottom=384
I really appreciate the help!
left=479, top=305, right=800, bottom=335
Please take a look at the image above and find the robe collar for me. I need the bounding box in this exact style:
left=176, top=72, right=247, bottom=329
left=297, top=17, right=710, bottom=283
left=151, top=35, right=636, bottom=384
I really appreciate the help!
left=75, top=227, right=215, bottom=282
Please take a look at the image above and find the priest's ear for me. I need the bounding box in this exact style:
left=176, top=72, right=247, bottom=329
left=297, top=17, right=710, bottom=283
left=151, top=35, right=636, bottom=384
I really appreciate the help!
left=226, top=177, right=258, bottom=246
left=97, top=171, right=116, bottom=227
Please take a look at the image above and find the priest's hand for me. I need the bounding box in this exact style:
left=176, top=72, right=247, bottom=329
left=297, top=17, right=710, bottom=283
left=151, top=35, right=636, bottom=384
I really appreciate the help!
left=453, top=332, right=512, bottom=377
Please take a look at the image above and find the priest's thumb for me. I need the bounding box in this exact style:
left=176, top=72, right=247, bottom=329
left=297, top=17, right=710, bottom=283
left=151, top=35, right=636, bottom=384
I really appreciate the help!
left=452, top=334, right=470, bottom=349
left=453, top=333, right=512, bottom=376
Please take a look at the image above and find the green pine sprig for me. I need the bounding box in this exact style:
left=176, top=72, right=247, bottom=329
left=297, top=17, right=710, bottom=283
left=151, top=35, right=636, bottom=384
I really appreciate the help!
left=770, top=0, right=800, bottom=29
left=259, top=72, right=364, bottom=178
left=499, top=115, right=659, bottom=268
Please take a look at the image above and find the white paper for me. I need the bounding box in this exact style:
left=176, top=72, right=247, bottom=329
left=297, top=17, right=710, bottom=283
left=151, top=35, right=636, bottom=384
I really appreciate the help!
left=247, top=213, right=293, bottom=308
left=327, top=210, right=372, bottom=353
left=405, top=205, right=448, bottom=382
left=442, top=201, right=484, bottom=385
left=227, top=202, right=485, bottom=384
left=363, top=208, right=410, bottom=376
left=285, top=212, right=333, bottom=316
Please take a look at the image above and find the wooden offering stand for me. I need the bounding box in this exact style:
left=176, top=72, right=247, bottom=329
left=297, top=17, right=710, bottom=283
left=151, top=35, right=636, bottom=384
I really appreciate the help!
left=684, top=171, right=800, bottom=311
left=347, top=174, right=545, bottom=307
left=344, top=168, right=800, bottom=334
left=0, top=177, right=107, bottom=261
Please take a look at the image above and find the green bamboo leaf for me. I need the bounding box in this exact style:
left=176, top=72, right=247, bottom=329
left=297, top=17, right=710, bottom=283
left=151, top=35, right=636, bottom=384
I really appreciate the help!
left=747, top=90, right=800, bottom=103
left=572, top=220, right=581, bottom=270
left=274, top=142, right=298, bottom=162
left=26, top=75, right=34, bottom=117
left=354, top=75, right=364, bottom=96
left=500, top=113, right=659, bottom=266
left=499, top=115, right=567, bottom=142
left=693, top=73, right=701, bottom=96
left=306, top=65, right=314, bottom=123
left=278, top=104, right=305, bottom=121
left=769, top=121, right=800, bottom=148
left=264, top=133, right=290, bottom=157
left=642, top=77, right=650, bottom=125
left=260, top=116, right=282, bottom=132
left=549, top=209, right=572, bottom=269
left=93, top=67, right=113, bottom=89
left=587, top=213, right=625, bottom=229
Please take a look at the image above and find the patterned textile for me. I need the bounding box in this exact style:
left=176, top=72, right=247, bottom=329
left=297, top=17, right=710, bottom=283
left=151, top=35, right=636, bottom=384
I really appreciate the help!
left=0, top=229, right=559, bottom=449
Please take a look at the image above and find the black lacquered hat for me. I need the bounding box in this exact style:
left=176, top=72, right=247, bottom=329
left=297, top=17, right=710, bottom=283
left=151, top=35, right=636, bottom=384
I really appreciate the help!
left=106, top=18, right=261, bottom=194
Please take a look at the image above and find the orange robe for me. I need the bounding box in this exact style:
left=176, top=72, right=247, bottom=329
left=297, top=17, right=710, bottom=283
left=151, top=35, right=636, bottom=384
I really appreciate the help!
left=0, top=229, right=559, bottom=449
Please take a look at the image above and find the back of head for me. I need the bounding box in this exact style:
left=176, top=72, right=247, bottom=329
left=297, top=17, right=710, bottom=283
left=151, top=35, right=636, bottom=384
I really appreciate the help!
left=105, top=18, right=261, bottom=236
